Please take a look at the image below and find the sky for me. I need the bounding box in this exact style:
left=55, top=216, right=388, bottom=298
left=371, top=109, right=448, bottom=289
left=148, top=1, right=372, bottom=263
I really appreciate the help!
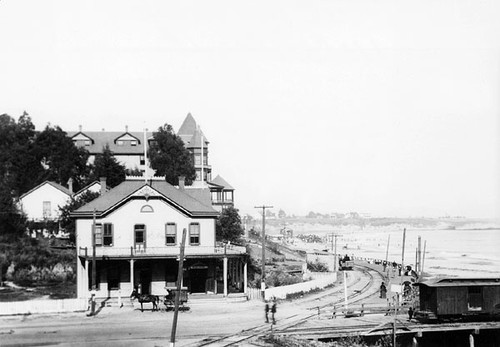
left=1, top=0, right=499, bottom=219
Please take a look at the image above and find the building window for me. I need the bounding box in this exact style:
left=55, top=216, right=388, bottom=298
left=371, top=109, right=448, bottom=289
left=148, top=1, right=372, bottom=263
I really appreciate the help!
left=165, top=223, right=177, bottom=245
left=84, top=140, right=91, bottom=146
left=189, top=223, right=200, bottom=245
left=117, top=140, right=124, bottom=146
left=103, top=223, right=113, bottom=246
left=94, top=224, right=103, bottom=246
left=140, top=205, right=154, bottom=213
left=224, top=191, right=233, bottom=202
left=131, top=140, right=137, bottom=146
left=42, top=201, right=51, bottom=218
left=140, top=155, right=145, bottom=165
left=194, top=154, right=201, bottom=165
left=135, top=224, right=146, bottom=245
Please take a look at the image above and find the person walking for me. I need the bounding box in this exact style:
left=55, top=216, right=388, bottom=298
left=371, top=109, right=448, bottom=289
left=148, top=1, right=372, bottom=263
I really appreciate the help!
left=264, top=300, right=270, bottom=323
left=271, top=298, right=277, bottom=324
left=408, top=307, right=414, bottom=321
left=380, top=282, right=387, bottom=299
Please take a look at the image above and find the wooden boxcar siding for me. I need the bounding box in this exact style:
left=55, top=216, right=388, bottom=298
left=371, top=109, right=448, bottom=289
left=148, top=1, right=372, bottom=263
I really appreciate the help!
left=483, top=286, right=500, bottom=312
left=437, top=287, right=468, bottom=315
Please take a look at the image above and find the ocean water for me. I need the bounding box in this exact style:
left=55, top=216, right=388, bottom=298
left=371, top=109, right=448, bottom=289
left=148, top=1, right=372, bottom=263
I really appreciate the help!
left=301, top=228, right=500, bottom=278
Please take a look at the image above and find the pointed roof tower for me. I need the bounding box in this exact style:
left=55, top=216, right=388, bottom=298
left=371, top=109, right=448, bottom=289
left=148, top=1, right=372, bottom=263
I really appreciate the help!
left=178, top=113, right=208, bottom=146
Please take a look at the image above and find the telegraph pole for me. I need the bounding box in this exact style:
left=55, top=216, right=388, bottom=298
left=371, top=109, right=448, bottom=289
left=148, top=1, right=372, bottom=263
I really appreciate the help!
left=328, top=233, right=342, bottom=272
left=170, top=228, right=187, bottom=347
left=91, top=208, right=97, bottom=316
left=255, top=205, right=273, bottom=296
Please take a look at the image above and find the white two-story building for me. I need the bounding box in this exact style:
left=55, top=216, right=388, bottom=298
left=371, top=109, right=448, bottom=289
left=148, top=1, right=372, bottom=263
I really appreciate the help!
left=72, top=177, right=247, bottom=299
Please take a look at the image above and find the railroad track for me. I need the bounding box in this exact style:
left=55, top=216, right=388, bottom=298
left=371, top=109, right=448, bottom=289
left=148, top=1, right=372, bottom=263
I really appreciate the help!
left=190, top=264, right=386, bottom=346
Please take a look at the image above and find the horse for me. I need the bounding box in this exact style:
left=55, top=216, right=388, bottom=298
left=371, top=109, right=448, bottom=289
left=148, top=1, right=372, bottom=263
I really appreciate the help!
left=130, top=289, right=159, bottom=312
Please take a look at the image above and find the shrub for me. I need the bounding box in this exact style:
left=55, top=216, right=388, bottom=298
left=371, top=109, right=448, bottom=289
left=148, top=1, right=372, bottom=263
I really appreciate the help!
left=307, top=260, right=329, bottom=272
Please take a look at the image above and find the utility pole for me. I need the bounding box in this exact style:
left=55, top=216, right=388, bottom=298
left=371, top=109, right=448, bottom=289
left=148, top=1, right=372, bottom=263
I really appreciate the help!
left=170, top=228, right=187, bottom=347
left=328, top=233, right=342, bottom=272
left=255, top=205, right=273, bottom=296
left=91, top=208, right=97, bottom=316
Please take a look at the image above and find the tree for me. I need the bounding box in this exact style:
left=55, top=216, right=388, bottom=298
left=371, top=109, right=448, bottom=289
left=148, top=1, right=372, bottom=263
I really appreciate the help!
left=59, top=190, right=100, bottom=243
left=0, top=183, right=27, bottom=242
left=34, top=125, right=90, bottom=191
left=88, top=144, right=126, bottom=188
left=216, top=206, right=244, bottom=243
left=148, top=124, right=196, bottom=186
left=0, top=113, right=42, bottom=195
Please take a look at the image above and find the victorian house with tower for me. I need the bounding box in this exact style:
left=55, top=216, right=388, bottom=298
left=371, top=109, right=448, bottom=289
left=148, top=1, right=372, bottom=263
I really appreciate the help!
left=70, top=114, right=246, bottom=299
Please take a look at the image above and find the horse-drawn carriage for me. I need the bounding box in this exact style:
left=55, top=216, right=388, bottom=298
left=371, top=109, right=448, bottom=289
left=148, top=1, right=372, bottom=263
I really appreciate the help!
left=130, top=287, right=189, bottom=312
left=164, top=287, right=189, bottom=311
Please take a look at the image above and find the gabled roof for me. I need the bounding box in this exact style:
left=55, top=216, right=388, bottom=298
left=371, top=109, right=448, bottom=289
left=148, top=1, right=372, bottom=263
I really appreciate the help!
left=72, top=179, right=218, bottom=218
left=67, top=131, right=153, bottom=155
left=210, top=175, right=234, bottom=190
left=414, top=277, right=500, bottom=287
left=20, top=181, right=71, bottom=199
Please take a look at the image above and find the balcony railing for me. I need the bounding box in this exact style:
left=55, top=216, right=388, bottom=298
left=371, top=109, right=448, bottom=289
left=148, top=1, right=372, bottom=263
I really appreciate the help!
left=78, top=244, right=246, bottom=258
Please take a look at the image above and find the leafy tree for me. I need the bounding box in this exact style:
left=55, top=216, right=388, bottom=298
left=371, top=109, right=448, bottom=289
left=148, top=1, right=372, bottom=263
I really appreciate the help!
left=278, top=209, right=287, bottom=219
left=148, top=123, right=196, bottom=186
left=59, top=190, right=100, bottom=243
left=216, top=206, right=244, bottom=243
left=88, top=144, right=126, bottom=188
left=34, top=125, right=89, bottom=191
left=0, top=183, right=27, bottom=242
left=0, top=113, right=42, bottom=195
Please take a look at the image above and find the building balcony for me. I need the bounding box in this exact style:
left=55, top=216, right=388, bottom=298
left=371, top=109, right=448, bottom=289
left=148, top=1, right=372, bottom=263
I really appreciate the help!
left=78, top=244, right=246, bottom=259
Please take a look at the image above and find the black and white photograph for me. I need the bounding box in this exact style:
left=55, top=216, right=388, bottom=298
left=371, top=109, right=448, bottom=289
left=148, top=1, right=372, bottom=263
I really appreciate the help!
left=0, top=1, right=499, bottom=346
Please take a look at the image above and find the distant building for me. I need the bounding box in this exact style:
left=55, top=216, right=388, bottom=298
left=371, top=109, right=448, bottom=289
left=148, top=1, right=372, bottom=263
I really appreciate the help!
left=68, top=113, right=235, bottom=211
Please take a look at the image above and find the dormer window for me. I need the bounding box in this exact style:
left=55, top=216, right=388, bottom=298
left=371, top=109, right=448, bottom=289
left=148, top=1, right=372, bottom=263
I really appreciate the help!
left=117, top=140, right=124, bottom=146
left=131, top=140, right=137, bottom=146
left=84, top=140, right=91, bottom=146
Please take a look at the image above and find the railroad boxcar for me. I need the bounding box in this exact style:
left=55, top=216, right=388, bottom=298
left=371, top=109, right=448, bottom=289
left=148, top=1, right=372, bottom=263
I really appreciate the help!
left=413, top=277, right=500, bottom=322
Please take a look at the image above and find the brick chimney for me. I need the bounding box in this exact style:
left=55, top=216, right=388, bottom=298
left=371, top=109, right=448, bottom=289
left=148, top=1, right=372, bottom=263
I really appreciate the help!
left=100, top=177, right=107, bottom=195
left=178, top=176, right=185, bottom=190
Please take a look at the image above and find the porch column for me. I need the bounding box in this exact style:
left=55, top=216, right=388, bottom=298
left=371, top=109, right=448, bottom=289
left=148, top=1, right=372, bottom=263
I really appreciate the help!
left=243, top=261, right=248, bottom=295
left=223, top=256, right=228, bottom=297
left=129, top=259, right=135, bottom=291
left=83, top=259, right=90, bottom=298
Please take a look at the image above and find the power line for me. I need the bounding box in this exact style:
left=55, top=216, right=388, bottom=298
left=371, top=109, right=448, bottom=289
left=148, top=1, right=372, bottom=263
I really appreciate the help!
left=254, top=205, right=273, bottom=297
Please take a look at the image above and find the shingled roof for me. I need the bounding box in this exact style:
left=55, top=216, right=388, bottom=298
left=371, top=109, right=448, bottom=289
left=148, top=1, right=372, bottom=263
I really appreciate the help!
left=72, top=179, right=218, bottom=218
left=177, top=113, right=209, bottom=146
left=210, top=175, right=234, bottom=190
left=67, top=131, right=153, bottom=155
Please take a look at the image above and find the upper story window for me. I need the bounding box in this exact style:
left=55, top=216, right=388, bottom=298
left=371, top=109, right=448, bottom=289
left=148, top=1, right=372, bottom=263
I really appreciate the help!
left=194, top=154, right=201, bottom=165
left=94, top=223, right=113, bottom=246
left=140, top=205, right=154, bottom=213
left=42, top=201, right=51, bottom=218
left=224, top=191, right=233, bottom=202
left=117, top=140, right=124, bottom=146
left=165, top=223, right=177, bottom=245
left=189, top=223, right=200, bottom=245
left=84, top=140, right=91, bottom=146
left=131, top=140, right=137, bottom=146
left=134, top=224, right=146, bottom=245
